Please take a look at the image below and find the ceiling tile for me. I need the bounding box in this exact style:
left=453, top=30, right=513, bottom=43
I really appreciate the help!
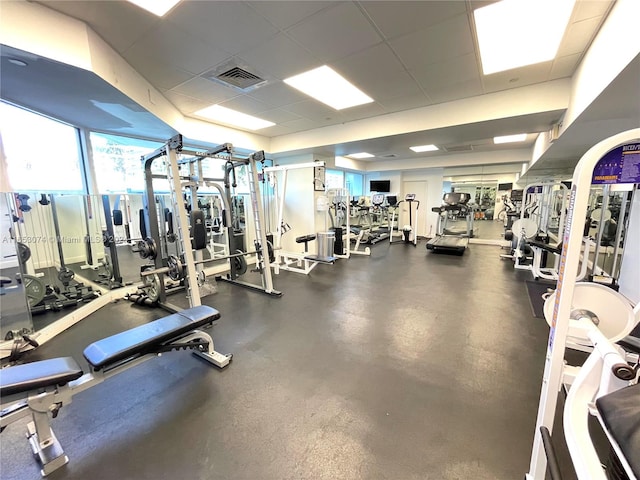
left=167, top=1, right=279, bottom=56
left=412, top=53, right=480, bottom=91
left=360, top=1, right=468, bottom=40
left=237, top=34, right=319, bottom=80
left=256, top=124, right=293, bottom=137
left=247, top=83, right=309, bottom=108
left=254, top=108, right=302, bottom=124
left=279, top=117, right=322, bottom=133
left=572, top=0, right=614, bottom=22
left=331, top=43, right=422, bottom=100
left=281, top=100, right=339, bottom=121
left=218, top=96, right=274, bottom=116
left=377, top=93, right=432, bottom=113
left=557, top=16, right=603, bottom=57
left=124, top=22, right=230, bottom=75
left=427, top=78, right=484, bottom=105
left=121, top=50, right=194, bottom=90
left=163, top=90, right=210, bottom=114
left=390, top=14, right=474, bottom=70
left=337, top=103, right=388, bottom=123
left=248, top=1, right=334, bottom=30
left=481, top=62, right=553, bottom=94
left=286, top=2, right=383, bottom=63
left=170, top=77, right=240, bottom=104
left=550, top=54, right=581, bottom=79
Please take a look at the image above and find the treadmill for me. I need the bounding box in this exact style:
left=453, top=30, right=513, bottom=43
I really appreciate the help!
left=426, top=192, right=473, bottom=255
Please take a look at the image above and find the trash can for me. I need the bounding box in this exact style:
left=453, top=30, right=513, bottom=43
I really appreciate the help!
left=317, top=231, right=335, bottom=258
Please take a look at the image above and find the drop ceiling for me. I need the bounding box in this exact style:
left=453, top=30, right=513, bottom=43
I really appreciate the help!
left=1, top=0, right=637, bottom=180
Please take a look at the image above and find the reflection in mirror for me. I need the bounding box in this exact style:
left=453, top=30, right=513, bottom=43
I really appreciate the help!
left=0, top=193, right=34, bottom=343
left=3, top=193, right=103, bottom=332
left=585, top=185, right=632, bottom=282
left=449, top=179, right=501, bottom=241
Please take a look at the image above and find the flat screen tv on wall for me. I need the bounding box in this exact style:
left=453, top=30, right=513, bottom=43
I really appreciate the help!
left=370, top=180, right=391, bottom=192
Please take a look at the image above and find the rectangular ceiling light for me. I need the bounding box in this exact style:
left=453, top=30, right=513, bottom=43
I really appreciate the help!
left=474, top=0, right=576, bottom=75
left=127, top=0, right=182, bottom=17
left=410, top=144, right=439, bottom=153
left=494, top=133, right=527, bottom=144
left=346, top=152, right=375, bottom=159
left=194, top=105, right=275, bottom=131
left=284, top=66, right=374, bottom=110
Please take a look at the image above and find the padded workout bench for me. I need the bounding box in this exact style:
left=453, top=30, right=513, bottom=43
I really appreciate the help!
left=0, top=305, right=231, bottom=476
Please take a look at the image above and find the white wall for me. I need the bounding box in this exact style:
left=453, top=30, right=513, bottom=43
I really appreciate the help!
left=401, top=169, right=444, bottom=238
left=618, top=189, right=640, bottom=304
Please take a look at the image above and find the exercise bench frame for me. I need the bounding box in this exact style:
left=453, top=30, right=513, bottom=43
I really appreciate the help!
left=0, top=305, right=231, bottom=477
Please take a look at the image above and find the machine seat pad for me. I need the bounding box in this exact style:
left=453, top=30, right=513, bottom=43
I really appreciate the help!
left=0, top=357, right=83, bottom=397
left=295, top=234, right=316, bottom=243
left=596, top=382, right=640, bottom=476
left=83, top=305, right=220, bottom=370
left=528, top=240, right=562, bottom=254
left=618, top=336, right=640, bottom=355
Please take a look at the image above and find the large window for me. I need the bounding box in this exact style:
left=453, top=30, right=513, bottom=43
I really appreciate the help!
left=345, top=172, right=363, bottom=198
left=91, top=132, right=162, bottom=193
left=0, top=102, right=84, bottom=192
left=325, top=169, right=344, bottom=189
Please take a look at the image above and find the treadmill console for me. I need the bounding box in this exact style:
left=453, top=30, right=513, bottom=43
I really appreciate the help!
left=405, top=193, right=416, bottom=201
left=372, top=193, right=384, bottom=206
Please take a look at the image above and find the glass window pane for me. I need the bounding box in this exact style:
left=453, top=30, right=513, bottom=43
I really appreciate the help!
left=0, top=102, right=84, bottom=192
left=91, top=132, right=162, bottom=194
left=325, top=169, right=344, bottom=189
left=345, top=172, right=363, bottom=198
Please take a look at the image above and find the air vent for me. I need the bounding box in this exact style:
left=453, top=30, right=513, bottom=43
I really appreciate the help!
left=381, top=154, right=398, bottom=158
left=444, top=144, right=474, bottom=153
left=213, top=66, right=266, bottom=90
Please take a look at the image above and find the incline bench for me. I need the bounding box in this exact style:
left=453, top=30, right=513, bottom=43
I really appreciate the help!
left=0, top=305, right=231, bottom=476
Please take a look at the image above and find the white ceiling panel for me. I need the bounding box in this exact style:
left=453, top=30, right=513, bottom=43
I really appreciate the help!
left=557, top=16, right=603, bottom=57
left=248, top=1, right=335, bottom=30
left=481, top=62, right=554, bottom=94
left=170, top=77, right=240, bottom=104
left=360, top=1, right=468, bottom=40
left=167, top=1, right=279, bottom=56
left=426, top=78, right=485, bottom=105
left=377, top=93, right=432, bottom=113
left=36, top=1, right=157, bottom=53
left=218, top=96, right=275, bottom=116
left=124, top=22, right=231, bottom=75
left=573, top=0, right=614, bottom=22
left=286, top=2, right=383, bottom=63
left=255, top=108, right=302, bottom=125
left=254, top=124, right=293, bottom=137
left=121, top=49, right=194, bottom=90
left=389, top=14, right=474, bottom=70
left=550, top=54, right=582, bottom=79
left=248, top=83, right=310, bottom=108
left=411, top=53, right=480, bottom=92
left=279, top=117, right=323, bottom=133
left=280, top=100, right=340, bottom=121
left=237, top=34, right=320, bottom=81
left=336, top=102, right=388, bottom=123
left=163, top=90, right=210, bottom=114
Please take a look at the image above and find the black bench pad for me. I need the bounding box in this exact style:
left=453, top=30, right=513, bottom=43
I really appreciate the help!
left=296, top=234, right=316, bottom=243
left=528, top=240, right=562, bottom=254
left=0, top=357, right=83, bottom=397
left=596, top=382, right=640, bottom=477
left=83, top=305, right=220, bottom=370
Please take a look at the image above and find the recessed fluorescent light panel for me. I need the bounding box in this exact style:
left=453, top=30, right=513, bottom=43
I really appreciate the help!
left=474, top=0, right=576, bottom=75
left=127, top=0, right=182, bottom=17
left=410, top=144, right=438, bottom=153
left=346, top=152, right=375, bottom=159
left=284, top=66, right=374, bottom=110
left=494, top=134, right=527, bottom=144
left=194, top=105, right=275, bottom=131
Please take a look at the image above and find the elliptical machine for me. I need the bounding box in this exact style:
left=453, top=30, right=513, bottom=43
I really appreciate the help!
left=390, top=193, right=420, bottom=246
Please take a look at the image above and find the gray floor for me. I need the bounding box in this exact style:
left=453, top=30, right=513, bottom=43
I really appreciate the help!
left=1, top=242, right=553, bottom=480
